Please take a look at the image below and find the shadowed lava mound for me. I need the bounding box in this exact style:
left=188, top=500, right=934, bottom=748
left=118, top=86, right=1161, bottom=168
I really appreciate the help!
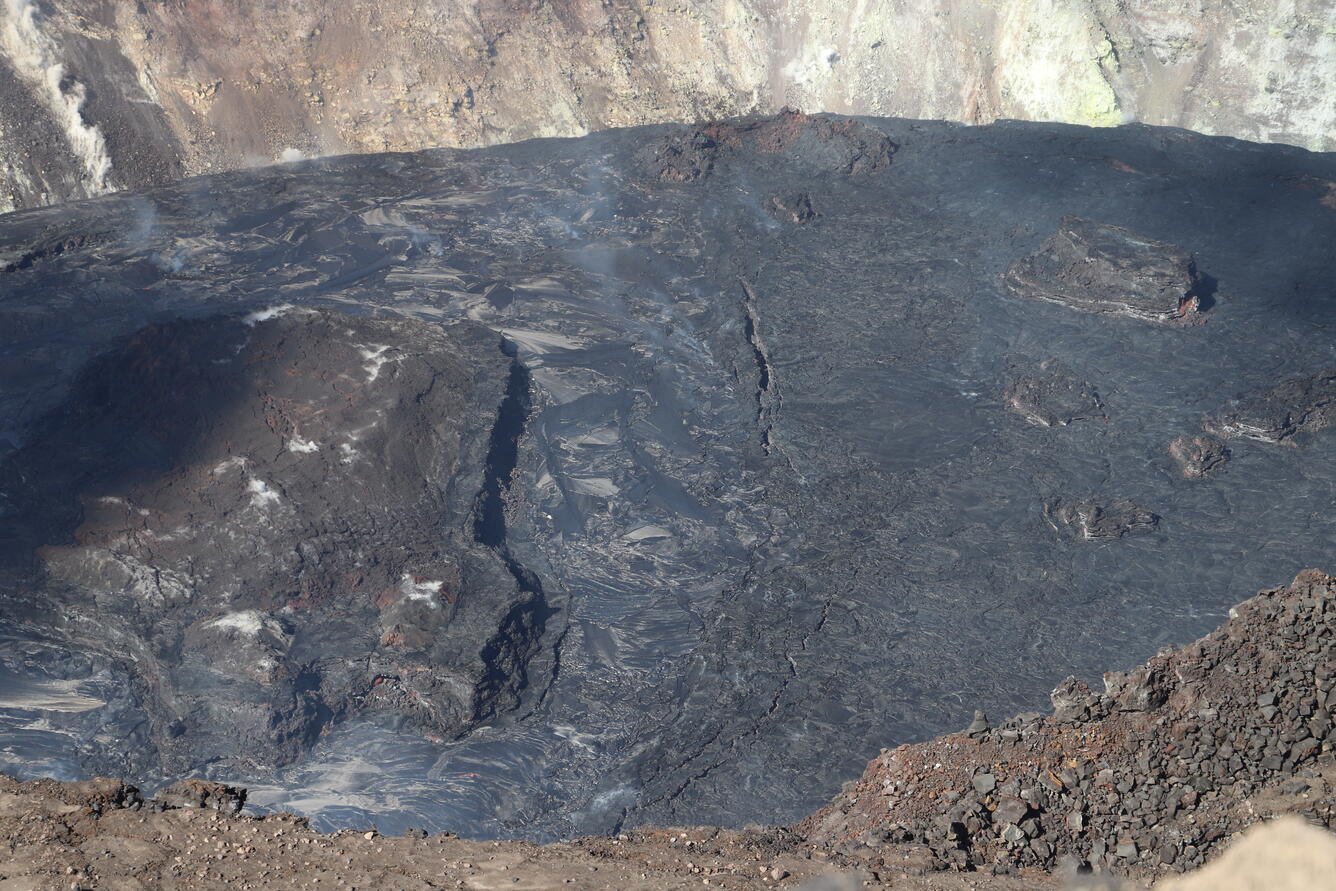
left=1004, top=217, right=1208, bottom=324
left=802, top=570, right=1336, bottom=879
left=0, top=309, right=546, bottom=774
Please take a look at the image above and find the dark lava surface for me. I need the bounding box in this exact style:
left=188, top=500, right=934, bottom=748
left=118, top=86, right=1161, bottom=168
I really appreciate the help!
left=0, top=113, right=1335, bottom=840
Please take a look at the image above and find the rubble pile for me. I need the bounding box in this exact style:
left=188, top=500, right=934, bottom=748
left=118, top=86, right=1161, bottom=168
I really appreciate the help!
left=801, top=570, right=1336, bottom=879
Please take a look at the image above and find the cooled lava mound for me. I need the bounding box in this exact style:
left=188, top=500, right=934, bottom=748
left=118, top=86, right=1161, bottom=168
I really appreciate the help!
left=0, top=309, right=543, bottom=774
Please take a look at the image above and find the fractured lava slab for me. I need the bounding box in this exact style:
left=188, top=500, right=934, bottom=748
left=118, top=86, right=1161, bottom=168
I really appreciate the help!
left=1044, top=497, right=1159, bottom=541
left=640, top=108, right=897, bottom=182
left=1004, top=360, right=1105, bottom=427
left=1003, top=216, right=1205, bottom=323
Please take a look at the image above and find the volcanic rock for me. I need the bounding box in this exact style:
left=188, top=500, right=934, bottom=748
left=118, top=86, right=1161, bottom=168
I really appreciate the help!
left=1168, top=435, right=1230, bottom=478
left=155, top=778, right=247, bottom=815
left=1004, top=361, right=1105, bottom=427
left=1205, top=367, right=1336, bottom=443
left=1003, top=217, right=1204, bottom=323
left=642, top=108, right=896, bottom=181
left=0, top=308, right=538, bottom=773
left=1044, top=497, right=1159, bottom=541
left=799, top=570, right=1336, bottom=878
left=767, top=192, right=818, bottom=224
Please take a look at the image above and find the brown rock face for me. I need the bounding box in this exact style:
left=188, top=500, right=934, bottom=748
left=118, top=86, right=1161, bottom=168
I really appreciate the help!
left=2, top=1, right=1335, bottom=211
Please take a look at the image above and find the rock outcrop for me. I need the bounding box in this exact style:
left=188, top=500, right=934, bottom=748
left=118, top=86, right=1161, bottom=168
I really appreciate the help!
left=1004, top=217, right=1205, bottom=324
left=800, top=570, right=1336, bottom=879
left=1044, top=497, right=1159, bottom=541
left=154, top=778, right=247, bottom=816
left=1205, top=368, right=1336, bottom=444
left=1167, top=435, right=1230, bottom=479
left=641, top=108, right=896, bottom=182
left=1004, top=361, right=1105, bottom=427
left=2, top=1, right=1336, bottom=211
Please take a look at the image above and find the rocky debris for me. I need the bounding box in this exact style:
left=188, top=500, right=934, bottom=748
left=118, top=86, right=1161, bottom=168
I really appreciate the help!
left=1004, top=361, right=1105, bottom=426
left=799, top=570, right=1336, bottom=880
left=1204, top=367, right=1336, bottom=443
left=1168, top=435, right=1230, bottom=478
left=1003, top=217, right=1205, bottom=324
left=15, top=776, right=144, bottom=814
left=767, top=192, right=819, bottom=223
left=0, top=774, right=1052, bottom=891
left=0, top=309, right=541, bottom=774
left=1044, top=497, right=1159, bottom=540
left=0, top=769, right=1330, bottom=890
left=642, top=109, right=895, bottom=182
left=155, top=779, right=247, bottom=815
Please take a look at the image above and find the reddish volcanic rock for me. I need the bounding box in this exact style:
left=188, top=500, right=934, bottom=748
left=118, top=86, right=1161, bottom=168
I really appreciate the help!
left=798, top=571, right=1336, bottom=879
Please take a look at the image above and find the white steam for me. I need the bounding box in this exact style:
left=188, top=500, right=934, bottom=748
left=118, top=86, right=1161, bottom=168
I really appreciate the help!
left=0, top=0, right=114, bottom=196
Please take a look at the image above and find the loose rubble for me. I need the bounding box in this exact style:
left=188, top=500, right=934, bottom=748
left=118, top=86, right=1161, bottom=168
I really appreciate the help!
left=800, top=570, right=1336, bottom=880
left=155, top=779, right=247, bottom=816
left=0, top=777, right=1049, bottom=890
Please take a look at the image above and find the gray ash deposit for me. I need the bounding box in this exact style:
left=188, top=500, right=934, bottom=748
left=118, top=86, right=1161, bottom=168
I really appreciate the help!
left=1, top=112, right=1335, bottom=840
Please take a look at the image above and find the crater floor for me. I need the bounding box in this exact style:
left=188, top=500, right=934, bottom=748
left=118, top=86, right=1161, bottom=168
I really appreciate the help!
left=1, top=112, right=1334, bottom=839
